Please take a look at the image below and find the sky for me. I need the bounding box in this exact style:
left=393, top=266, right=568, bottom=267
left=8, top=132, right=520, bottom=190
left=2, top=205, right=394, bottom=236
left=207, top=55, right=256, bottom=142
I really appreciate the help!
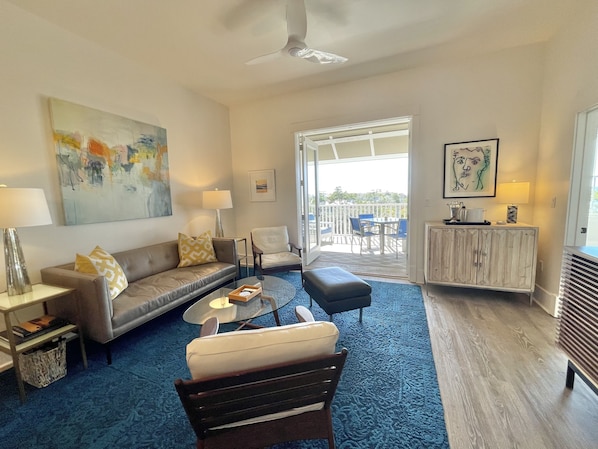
left=317, top=157, right=408, bottom=195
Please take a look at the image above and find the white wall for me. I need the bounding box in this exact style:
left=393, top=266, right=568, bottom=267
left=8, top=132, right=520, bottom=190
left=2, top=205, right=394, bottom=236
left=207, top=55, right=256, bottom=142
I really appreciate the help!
left=230, top=44, right=545, bottom=285
left=0, top=1, right=233, bottom=295
left=533, top=0, right=598, bottom=314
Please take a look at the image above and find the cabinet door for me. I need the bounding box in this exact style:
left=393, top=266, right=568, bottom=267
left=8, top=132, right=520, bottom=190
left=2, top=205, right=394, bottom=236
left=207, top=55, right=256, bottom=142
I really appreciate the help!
left=477, top=228, right=537, bottom=290
left=427, top=227, right=478, bottom=285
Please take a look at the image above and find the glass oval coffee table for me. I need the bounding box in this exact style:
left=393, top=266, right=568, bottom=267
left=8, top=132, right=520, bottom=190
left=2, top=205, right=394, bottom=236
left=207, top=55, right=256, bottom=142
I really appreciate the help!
left=182, top=275, right=296, bottom=329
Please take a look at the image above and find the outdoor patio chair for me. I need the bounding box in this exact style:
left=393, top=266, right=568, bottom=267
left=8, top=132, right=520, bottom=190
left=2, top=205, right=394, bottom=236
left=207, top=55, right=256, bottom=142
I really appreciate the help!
left=386, top=218, right=408, bottom=258
left=309, top=214, right=334, bottom=244
left=349, top=217, right=379, bottom=254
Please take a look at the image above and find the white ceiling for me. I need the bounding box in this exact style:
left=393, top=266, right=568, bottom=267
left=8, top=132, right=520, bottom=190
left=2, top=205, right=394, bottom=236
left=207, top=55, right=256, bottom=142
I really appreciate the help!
left=8, top=0, right=580, bottom=106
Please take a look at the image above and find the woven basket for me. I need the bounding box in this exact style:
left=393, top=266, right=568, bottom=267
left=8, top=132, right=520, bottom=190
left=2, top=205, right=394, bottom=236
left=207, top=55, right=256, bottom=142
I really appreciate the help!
left=19, top=339, right=66, bottom=388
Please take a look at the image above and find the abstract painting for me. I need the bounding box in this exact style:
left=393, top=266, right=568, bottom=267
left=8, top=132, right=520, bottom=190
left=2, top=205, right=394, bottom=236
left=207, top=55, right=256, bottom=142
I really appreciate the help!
left=443, top=138, right=499, bottom=198
left=49, top=98, right=172, bottom=225
left=249, top=169, right=276, bottom=202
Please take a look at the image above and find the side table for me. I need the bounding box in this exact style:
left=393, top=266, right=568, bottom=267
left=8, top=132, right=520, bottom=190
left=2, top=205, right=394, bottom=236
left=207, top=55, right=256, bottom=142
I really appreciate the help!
left=234, top=237, right=251, bottom=277
left=0, top=284, right=87, bottom=403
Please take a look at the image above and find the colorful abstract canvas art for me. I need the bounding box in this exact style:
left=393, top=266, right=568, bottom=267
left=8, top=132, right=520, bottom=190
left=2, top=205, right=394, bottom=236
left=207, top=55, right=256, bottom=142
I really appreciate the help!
left=49, top=98, right=172, bottom=225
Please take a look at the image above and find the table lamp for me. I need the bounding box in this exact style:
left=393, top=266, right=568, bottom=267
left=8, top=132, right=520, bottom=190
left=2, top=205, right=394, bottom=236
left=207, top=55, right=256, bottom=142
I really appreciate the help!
left=497, top=181, right=530, bottom=223
left=0, top=187, right=52, bottom=295
left=202, top=189, right=232, bottom=238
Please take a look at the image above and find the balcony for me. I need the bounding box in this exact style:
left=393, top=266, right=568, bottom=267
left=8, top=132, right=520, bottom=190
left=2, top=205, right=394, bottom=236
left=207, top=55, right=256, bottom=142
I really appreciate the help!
left=306, top=202, right=408, bottom=279
left=314, top=202, right=408, bottom=240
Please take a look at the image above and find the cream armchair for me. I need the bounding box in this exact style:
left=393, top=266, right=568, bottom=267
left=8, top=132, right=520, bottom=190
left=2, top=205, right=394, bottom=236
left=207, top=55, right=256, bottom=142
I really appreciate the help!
left=177, top=321, right=346, bottom=449
left=251, top=225, right=303, bottom=279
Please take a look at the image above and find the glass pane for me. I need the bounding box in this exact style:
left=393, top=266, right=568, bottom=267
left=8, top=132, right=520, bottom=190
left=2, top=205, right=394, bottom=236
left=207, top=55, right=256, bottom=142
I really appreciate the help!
left=586, top=128, right=598, bottom=245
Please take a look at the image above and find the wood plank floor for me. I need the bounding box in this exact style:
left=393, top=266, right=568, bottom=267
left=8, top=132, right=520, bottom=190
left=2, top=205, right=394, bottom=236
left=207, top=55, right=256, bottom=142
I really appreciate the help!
left=424, top=285, right=597, bottom=449
left=306, top=251, right=598, bottom=449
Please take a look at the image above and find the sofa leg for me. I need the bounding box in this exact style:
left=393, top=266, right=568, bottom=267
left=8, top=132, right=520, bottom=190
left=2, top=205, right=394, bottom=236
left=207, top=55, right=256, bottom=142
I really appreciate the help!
left=105, top=343, right=112, bottom=365
left=329, top=314, right=333, bottom=322
left=359, top=308, right=363, bottom=323
left=309, top=297, right=313, bottom=308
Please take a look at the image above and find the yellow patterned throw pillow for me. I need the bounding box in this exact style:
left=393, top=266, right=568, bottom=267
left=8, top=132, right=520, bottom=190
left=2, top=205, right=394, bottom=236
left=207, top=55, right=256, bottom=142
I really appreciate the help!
left=177, top=231, right=218, bottom=267
left=75, top=246, right=128, bottom=300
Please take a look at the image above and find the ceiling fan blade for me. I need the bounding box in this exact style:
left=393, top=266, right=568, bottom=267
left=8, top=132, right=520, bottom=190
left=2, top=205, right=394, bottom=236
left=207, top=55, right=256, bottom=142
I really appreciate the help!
left=245, top=49, right=283, bottom=65
left=286, top=0, right=307, bottom=41
left=244, top=0, right=346, bottom=66
left=290, top=47, right=348, bottom=64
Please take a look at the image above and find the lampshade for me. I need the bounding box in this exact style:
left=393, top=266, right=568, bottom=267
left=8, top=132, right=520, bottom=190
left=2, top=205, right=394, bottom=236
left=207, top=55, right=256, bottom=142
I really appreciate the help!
left=0, top=187, right=52, bottom=296
left=202, top=189, right=232, bottom=238
left=202, top=189, right=232, bottom=210
left=497, top=182, right=530, bottom=205
left=0, top=188, right=52, bottom=228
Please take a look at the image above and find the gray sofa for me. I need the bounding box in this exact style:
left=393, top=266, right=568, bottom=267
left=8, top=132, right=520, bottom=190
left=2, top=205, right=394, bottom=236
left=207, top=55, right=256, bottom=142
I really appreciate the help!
left=40, top=238, right=238, bottom=363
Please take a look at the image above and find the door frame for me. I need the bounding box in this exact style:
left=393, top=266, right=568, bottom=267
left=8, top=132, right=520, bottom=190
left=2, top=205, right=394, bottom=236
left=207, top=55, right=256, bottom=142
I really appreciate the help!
left=298, top=135, right=322, bottom=265
left=565, top=104, right=598, bottom=245
left=295, top=116, right=412, bottom=276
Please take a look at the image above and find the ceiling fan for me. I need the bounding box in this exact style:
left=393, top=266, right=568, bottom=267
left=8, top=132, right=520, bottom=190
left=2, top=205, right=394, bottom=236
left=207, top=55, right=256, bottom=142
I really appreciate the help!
left=246, top=0, right=348, bottom=65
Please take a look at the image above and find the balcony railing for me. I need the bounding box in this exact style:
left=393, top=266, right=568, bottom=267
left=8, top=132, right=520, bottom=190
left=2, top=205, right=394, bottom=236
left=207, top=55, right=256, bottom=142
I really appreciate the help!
left=315, top=202, right=408, bottom=238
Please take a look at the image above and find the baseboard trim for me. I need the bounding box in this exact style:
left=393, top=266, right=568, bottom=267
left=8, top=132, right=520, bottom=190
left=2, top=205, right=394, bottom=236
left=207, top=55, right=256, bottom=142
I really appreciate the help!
left=533, top=284, right=559, bottom=317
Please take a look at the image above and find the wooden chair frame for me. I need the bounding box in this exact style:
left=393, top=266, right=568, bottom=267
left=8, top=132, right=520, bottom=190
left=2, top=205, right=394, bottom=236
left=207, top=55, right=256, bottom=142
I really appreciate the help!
left=175, top=348, right=348, bottom=449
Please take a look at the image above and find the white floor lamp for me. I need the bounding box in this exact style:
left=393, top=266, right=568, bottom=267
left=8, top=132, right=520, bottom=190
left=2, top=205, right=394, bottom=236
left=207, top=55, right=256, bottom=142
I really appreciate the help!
left=203, top=189, right=233, bottom=238
left=0, top=187, right=52, bottom=296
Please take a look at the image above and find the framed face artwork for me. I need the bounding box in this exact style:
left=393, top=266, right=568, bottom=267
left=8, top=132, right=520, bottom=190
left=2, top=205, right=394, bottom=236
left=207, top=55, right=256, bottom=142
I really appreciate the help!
left=443, top=138, right=499, bottom=198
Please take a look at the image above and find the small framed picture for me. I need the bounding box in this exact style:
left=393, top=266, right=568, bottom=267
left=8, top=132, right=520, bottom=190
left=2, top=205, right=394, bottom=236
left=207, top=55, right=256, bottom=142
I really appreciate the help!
left=249, top=169, right=276, bottom=202
left=443, top=138, right=499, bottom=198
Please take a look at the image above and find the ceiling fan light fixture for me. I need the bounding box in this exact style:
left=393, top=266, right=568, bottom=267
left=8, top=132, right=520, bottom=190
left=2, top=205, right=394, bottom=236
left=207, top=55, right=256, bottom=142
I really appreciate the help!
left=289, top=47, right=347, bottom=64
left=288, top=46, right=307, bottom=57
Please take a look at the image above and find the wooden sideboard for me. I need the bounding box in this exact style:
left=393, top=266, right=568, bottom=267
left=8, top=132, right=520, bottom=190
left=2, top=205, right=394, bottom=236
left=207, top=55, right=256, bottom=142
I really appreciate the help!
left=424, top=222, right=538, bottom=303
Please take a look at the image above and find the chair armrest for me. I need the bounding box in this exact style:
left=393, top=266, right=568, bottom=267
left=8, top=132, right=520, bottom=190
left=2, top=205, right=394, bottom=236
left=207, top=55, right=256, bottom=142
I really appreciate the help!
left=361, top=223, right=380, bottom=234
left=199, top=317, right=219, bottom=337
left=41, top=267, right=114, bottom=343
left=251, top=242, right=263, bottom=255
left=289, top=242, right=302, bottom=255
left=252, top=243, right=264, bottom=266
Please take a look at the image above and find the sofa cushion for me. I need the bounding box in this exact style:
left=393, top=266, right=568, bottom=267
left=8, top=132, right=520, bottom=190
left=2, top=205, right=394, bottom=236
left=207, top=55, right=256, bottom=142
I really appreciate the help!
left=186, top=321, right=339, bottom=380
left=114, top=241, right=180, bottom=283
left=111, top=262, right=236, bottom=329
left=75, top=246, right=128, bottom=300
left=177, top=232, right=218, bottom=267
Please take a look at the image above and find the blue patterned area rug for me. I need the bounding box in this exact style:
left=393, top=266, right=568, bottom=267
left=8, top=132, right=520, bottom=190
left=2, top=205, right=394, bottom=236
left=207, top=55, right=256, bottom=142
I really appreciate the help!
left=0, top=272, right=448, bottom=449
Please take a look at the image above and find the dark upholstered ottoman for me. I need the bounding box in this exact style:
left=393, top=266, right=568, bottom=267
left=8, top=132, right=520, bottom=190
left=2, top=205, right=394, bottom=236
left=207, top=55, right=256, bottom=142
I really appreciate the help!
left=302, top=267, right=371, bottom=322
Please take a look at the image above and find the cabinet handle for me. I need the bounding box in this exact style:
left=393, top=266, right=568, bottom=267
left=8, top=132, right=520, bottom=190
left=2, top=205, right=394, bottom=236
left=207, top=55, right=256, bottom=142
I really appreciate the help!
left=473, top=249, right=478, bottom=267
left=477, top=250, right=485, bottom=267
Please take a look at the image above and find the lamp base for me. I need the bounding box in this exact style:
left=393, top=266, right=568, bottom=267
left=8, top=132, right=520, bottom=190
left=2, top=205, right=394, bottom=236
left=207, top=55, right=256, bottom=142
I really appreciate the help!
left=3, top=227, right=33, bottom=296
left=506, top=205, right=518, bottom=224
left=214, top=209, right=224, bottom=238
